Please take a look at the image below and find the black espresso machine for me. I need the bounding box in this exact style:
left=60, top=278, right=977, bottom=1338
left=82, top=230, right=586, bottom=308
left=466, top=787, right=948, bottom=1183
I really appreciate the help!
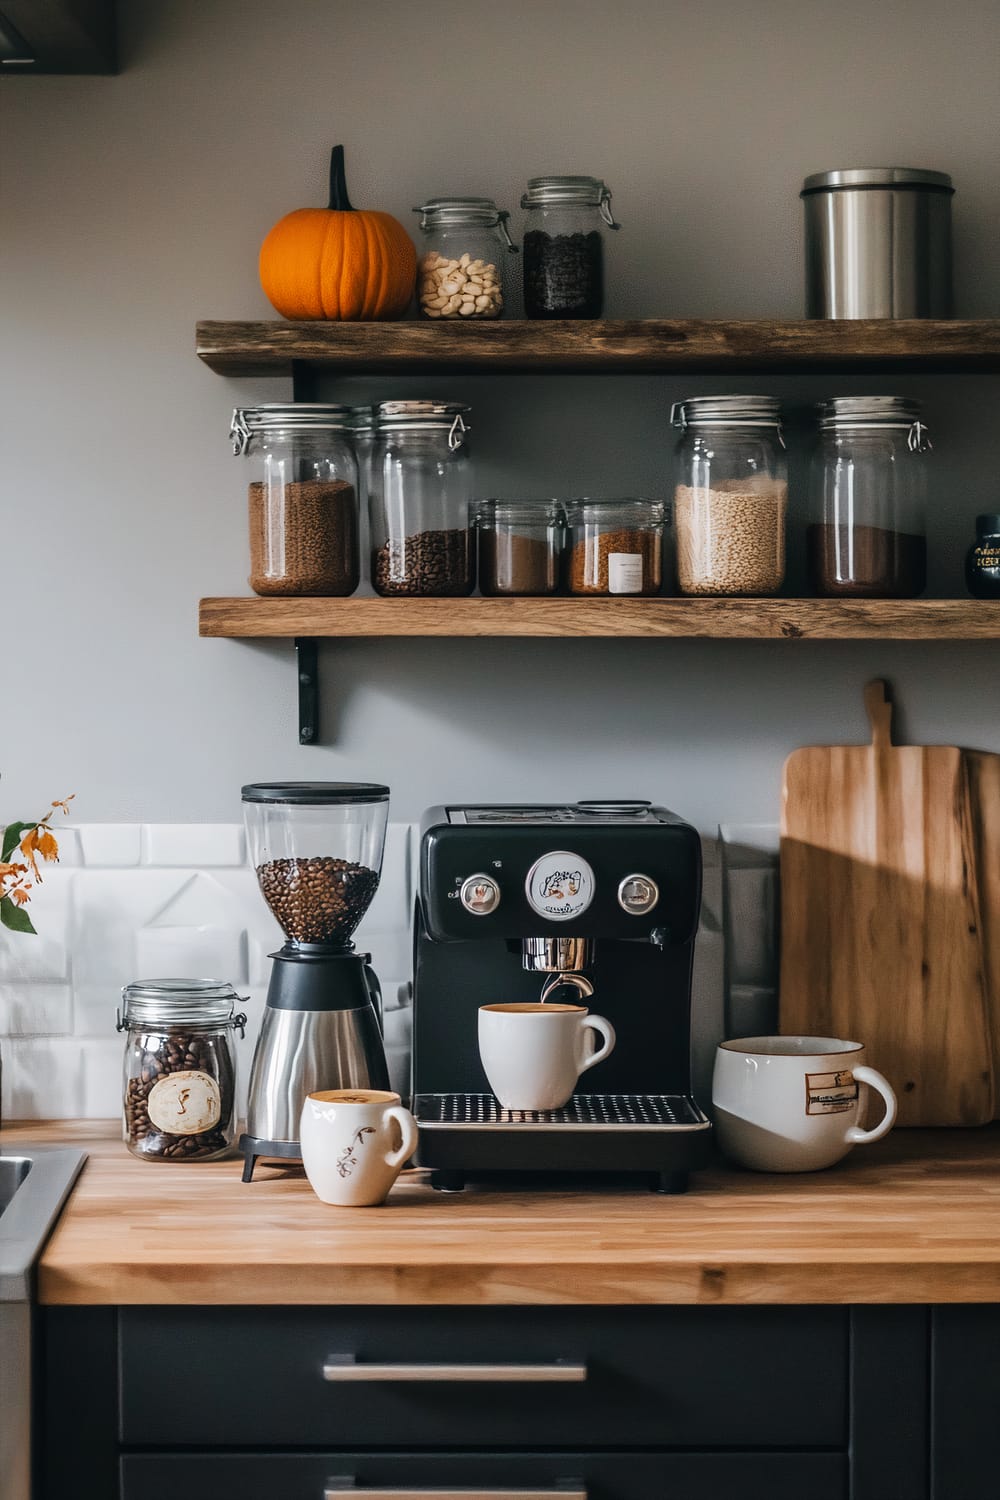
left=411, top=801, right=712, bottom=1191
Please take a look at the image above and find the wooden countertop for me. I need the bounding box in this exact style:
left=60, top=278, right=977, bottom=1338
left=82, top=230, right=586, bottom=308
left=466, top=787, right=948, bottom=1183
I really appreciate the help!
left=11, top=1120, right=1000, bottom=1307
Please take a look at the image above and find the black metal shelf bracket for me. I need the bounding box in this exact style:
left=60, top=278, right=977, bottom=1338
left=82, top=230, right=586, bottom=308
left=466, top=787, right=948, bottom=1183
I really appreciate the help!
left=295, top=637, right=319, bottom=745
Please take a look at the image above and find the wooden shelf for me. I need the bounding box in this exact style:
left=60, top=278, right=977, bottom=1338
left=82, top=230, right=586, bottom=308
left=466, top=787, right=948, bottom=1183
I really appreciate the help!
left=199, top=597, right=1000, bottom=641
left=196, top=318, right=1000, bottom=377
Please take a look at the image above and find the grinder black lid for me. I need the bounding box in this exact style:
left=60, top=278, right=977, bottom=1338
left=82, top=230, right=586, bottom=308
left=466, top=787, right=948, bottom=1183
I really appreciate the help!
left=242, top=782, right=390, bottom=804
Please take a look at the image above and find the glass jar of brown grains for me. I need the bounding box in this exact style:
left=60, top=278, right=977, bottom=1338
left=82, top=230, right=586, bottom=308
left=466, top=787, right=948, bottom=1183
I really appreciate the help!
left=564, top=499, right=665, bottom=595
left=117, top=979, right=246, bottom=1162
left=475, top=500, right=564, bottom=595
left=232, top=404, right=361, bottom=597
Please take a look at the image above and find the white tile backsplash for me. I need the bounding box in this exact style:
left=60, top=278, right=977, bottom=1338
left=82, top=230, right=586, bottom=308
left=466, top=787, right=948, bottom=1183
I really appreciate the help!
left=0, top=822, right=416, bottom=1120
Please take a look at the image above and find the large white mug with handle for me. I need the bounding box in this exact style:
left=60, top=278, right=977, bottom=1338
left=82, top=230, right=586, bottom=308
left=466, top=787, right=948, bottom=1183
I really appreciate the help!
left=712, top=1035, right=896, bottom=1172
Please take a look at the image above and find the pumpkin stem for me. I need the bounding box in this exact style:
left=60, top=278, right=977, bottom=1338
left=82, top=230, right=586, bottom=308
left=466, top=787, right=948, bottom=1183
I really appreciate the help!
left=328, top=145, right=354, bottom=212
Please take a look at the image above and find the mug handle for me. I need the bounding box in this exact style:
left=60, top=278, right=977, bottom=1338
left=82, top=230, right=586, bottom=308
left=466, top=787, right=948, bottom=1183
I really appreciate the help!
left=845, top=1066, right=897, bottom=1145
left=578, top=1014, right=616, bottom=1074
left=384, top=1106, right=419, bottom=1169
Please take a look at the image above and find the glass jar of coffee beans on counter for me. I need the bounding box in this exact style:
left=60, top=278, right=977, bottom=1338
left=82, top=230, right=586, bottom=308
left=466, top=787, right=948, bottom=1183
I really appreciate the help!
left=369, top=401, right=474, bottom=596
left=671, top=395, right=788, bottom=597
left=414, top=198, right=517, bottom=319
left=475, top=499, right=564, bottom=595
left=232, top=404, right=360, bottom=597
left=521, top=175, right=619, bottom=319
left=564, top=499, right=665, bottom=595
left=118, top=979, right=246, bottom=1161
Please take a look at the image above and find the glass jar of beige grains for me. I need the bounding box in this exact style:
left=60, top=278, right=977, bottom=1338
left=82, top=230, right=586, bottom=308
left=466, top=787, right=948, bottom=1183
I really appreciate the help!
left=564, top=499, right=665, bottom=595
left=671, top=396, right=787, bottom=596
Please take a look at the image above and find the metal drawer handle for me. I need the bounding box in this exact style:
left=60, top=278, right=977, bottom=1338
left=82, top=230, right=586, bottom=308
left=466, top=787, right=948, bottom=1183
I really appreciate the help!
left=322, top=1355, right=586, bottom=1383
left=325, top=1488, right=586, bottom=1499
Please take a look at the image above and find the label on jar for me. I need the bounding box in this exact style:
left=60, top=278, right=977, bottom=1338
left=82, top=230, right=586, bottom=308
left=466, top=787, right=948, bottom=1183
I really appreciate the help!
left=608, top=553, right=644, bottom=594
left=147, top=1069, right=221, bottom=1135
left=805, top=1070, right=858, bottom=1115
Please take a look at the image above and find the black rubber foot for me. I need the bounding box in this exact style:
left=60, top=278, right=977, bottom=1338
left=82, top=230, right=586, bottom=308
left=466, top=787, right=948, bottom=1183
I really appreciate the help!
left=655, top=1170, right=689, bottom=1194
left=430, top=1169, right=467, bottom=1193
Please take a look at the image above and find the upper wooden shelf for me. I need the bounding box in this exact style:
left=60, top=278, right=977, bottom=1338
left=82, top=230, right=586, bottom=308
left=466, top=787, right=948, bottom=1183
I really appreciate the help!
left=199, top=597, right=1000, bottom=641
left=195, top=318, right=1000, bottom=378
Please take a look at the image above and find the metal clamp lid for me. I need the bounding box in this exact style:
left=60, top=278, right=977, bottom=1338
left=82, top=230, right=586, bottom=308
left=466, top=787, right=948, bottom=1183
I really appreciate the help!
left=670, top=395, right=785, bottom=445
left=375, top=400, right=471, bottom=451
left=117, top=978, right=248, bottom=1032
left=230, top=404, right=356, bottom=456
left=413, top=198, right=518, bottom=251
left=818, top=396, right=932, bottom=451
left=520, top=175, right=620, bottom=229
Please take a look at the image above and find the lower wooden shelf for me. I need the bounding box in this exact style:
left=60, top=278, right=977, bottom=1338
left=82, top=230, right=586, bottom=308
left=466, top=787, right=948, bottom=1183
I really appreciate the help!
left=199, top=596, right=1000, bottom=641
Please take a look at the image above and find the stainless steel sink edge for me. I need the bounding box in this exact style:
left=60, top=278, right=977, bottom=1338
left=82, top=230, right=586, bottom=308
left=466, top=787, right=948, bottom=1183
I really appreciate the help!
left=0, top=1145, right=87, bottom=1301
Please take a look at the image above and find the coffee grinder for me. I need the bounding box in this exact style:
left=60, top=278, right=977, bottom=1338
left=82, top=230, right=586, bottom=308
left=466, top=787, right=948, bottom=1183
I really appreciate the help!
left=240, top=782, right=391, bottom=1181
left=411, top=801, right=711, bottom=1191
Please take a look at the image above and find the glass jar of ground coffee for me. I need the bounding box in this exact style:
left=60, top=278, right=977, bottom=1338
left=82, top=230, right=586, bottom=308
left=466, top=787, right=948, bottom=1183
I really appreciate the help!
left=564, top=499, right=664, bottom=595
left=521, top=176, right=620, bottom=319
left=369, top=401, right=474, bottom=596
left=117, top=980, right=246, bottom=1162
left=232, top=404, right=360, bottom=597
left=808, top=397, right=930, bottom=598
left=476, top=500, right=564, bottom=595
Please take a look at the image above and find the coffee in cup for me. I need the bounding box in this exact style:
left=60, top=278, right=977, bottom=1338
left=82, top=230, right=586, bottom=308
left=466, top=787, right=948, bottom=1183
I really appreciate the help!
left=299, top=1088, right=418, bottom=1206
left=478, top=1002, right=616, bottom=1112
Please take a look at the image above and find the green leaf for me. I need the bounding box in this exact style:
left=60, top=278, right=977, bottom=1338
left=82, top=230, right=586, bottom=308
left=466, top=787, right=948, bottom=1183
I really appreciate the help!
left=0, top=895, right=36, bottom=934
left=1, top=822, right=31, bottom=863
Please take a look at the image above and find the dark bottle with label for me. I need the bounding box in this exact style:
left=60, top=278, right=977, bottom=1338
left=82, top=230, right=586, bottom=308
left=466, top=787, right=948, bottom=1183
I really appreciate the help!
left=966, top=514, right=1000, bottom=598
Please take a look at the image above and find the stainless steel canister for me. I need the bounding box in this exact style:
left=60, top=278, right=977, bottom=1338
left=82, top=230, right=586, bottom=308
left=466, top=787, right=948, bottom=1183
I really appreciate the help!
left=801, top=168, right=954, bottom=319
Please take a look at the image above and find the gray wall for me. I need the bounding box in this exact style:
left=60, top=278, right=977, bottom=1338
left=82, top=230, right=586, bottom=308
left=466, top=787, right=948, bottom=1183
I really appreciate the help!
left=2, top=0, right=999, bottom=832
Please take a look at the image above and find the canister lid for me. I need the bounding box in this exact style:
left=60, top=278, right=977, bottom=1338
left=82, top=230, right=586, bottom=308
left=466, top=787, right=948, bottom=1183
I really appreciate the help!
left=230, top=404, right=356, bottom=455
left=118, top=977, right=245, bottom=1028
left=521, top=175, right=620, bottom=227
left=818, top=395, right=923, bottom=427
left=241, top=782, right=390, bottom=805
left=671, top=395, right=783, bottom=430
left=473, top=499, right=563, bottom=526
left=801, top=167, right=954, bottom=194
left=374, top=401, right=471, bottom=447
left=976, top=514, right=1000, bottom=536
left=562, top=497, right=667, bottom=525
left=414, top=197, right=507, bottom=228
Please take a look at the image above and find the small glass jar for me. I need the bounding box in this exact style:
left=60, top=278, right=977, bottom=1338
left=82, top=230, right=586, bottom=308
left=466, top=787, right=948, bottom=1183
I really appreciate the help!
left=231, top=404, right=360, bottom=597
left=369, top=401, right=474, bottom=596
left=475, top=500, right=564, bottom=595
left=117, top=980, right=247, bottom=1162
left=966, top=514, right=1000, bottom=599
left=564, top=499, right=664, bottom=596
left=808, top=397, right=929, bottom=598
left=671, top=396, right=788, bottom=597
left=413, top=199, right=517, bottom=320
left=521, top=175, right=620, bottom=319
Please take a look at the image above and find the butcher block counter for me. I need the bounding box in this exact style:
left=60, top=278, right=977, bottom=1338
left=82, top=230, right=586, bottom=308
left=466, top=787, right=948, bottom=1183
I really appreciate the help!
left=11, top=1119, right=1000, bottom=1306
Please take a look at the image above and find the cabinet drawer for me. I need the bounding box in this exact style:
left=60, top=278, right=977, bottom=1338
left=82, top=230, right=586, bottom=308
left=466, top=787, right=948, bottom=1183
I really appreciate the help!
left=118, top=1306, right=847, bottom=1449
left=121, top=1450, right=847, bottom=1500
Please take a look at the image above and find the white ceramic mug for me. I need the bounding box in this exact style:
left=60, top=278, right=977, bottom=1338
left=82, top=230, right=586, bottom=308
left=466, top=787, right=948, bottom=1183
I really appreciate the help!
left=478, top=1002, right=616, bottom=1111
left=712, top=1035, right=897, bottom=1172
left=299, top=1088, right=418, bottom=1206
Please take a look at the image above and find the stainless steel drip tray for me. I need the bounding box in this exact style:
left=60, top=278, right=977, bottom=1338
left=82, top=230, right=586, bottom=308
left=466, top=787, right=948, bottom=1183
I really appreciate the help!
left=414, top=1093, right=710, bottom=1132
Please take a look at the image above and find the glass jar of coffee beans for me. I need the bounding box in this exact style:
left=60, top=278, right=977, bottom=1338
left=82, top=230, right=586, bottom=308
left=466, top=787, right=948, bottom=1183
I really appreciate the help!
left=369, top=401, right=474, bottom=596
left=118, top=980, right=246, bottom=1162
left=521, top=175, right=620, bottom=319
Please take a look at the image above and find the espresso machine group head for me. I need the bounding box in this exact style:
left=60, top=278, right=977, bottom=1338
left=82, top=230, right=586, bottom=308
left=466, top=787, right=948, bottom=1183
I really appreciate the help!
left=411, top=801, right=711, bottom=1191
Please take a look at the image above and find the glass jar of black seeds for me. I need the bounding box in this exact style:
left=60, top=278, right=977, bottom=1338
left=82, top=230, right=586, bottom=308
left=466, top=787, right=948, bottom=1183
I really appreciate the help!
left=118, top=980, right=247, bottom=1162
left=521, top=175, right=619, bottom=319
left=369, top=401, right=474, bottom=596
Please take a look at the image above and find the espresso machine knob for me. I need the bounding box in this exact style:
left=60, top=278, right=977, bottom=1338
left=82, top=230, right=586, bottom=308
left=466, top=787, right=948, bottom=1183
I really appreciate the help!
left=618, top=873, right=660, bottom=915
left=460, top=873, right=501, bottom=915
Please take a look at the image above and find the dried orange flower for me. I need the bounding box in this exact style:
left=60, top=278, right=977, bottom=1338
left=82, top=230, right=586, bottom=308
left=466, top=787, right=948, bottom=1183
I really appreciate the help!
left=1, top=794, right=74, bottom=935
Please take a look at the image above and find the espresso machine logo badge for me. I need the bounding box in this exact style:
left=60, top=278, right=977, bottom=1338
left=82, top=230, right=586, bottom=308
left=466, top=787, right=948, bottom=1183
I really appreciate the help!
left=526, top=851, right=596, bottom=922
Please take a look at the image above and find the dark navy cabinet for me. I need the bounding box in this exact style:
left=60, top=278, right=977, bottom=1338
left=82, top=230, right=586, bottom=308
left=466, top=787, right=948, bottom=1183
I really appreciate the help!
left=37, top=1304, right=936, bottom=1500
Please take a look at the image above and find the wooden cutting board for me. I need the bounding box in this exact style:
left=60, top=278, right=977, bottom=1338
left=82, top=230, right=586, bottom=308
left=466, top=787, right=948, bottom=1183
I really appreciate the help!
left=779, top=679, right=994, bottom=1127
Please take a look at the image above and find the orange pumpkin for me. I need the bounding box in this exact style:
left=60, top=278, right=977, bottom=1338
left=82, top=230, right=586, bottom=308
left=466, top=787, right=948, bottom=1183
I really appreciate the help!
left=259, top=145, right=416, bottom=321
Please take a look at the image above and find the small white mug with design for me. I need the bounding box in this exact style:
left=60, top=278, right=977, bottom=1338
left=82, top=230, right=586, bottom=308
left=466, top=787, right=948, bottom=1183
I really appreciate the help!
left=299, top=1089, right=418, bottom=1206
left=712, top=1035, right=897, bottom=1172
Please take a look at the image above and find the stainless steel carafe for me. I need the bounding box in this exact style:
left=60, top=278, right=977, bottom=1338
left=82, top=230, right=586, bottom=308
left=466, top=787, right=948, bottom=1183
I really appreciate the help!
left=802, top=168, right=953, bottom=319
